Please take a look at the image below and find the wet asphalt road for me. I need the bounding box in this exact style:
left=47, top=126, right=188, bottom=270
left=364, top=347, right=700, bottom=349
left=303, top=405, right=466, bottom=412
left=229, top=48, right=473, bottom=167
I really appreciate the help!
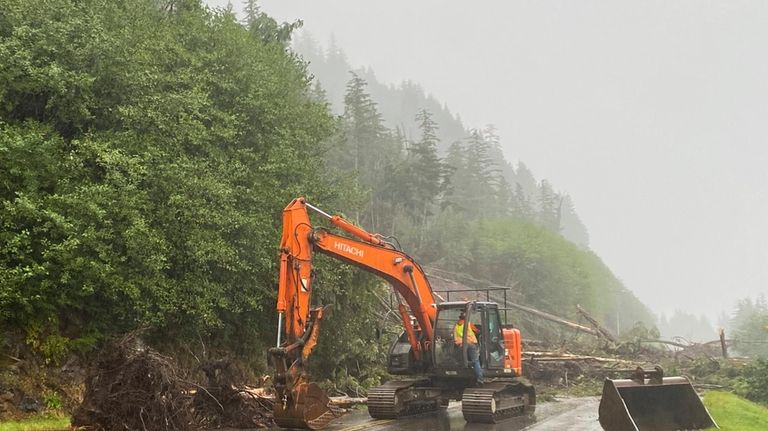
left=324, top=397, right=602, bottom=431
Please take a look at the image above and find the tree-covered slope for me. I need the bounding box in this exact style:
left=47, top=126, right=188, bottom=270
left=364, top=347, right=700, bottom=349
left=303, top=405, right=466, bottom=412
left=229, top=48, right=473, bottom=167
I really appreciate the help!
left=0, top=0, right=388, bottom=367
left=0, top=0, right=654, bottom=390
left=292, top=32, right=591, bottom=248
left=322, top=69, right=656, bottom=334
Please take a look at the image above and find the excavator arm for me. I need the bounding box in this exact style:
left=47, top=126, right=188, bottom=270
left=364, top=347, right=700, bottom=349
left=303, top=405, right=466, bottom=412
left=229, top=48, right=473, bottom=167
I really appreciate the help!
left=270, top=197, right=437, bottom=429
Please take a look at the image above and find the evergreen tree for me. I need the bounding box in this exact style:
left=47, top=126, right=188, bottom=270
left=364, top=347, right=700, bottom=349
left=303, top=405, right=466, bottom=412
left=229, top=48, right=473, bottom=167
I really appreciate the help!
left=341, top=73, right=386, bottom=173
left=336, top=73, right=396, bottom=230
left=494, top=175, right=515, bottom=217
left=440, top=140, right=465, bottom=212
left=401, top=109, right=446, bottom=247
left=560, top=195, right=590, bottom=247
left=731, top=296, right=768, bottom=357
left=243, top=0, right=302, bottom=45
left=463, top=129, right=498, bottom=217
left=537, top=179, right=561, bottom=232
left=409, top=110, right=443, bottom=211
left=511, top=183, right=533, bottom=220
left=515, top=162, right=538, bottom=199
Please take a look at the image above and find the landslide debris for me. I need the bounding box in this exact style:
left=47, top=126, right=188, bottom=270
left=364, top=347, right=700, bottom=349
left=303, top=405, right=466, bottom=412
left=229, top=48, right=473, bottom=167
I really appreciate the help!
left=72, top=332, right=274, bottom=430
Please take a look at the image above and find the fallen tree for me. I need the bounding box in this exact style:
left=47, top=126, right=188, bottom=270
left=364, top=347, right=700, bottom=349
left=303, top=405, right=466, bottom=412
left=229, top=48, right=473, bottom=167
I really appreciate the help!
left=72, top=333, right=196, bottom=431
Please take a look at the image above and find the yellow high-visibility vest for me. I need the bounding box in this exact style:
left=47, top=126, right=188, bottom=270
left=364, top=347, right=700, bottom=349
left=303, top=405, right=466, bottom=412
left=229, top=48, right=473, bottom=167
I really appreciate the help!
left=454, top=320, right=477, bottom=345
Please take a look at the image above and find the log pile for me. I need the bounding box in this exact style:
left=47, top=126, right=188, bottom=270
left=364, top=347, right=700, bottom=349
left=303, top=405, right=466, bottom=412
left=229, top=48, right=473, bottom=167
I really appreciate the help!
left=193, top=361, right=275, bottom=429
left=522, top=351, right=644, bottom=385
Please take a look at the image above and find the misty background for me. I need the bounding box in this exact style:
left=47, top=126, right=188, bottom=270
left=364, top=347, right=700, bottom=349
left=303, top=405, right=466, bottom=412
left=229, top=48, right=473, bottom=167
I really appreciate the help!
left=210, top=0, right=768, bottom=334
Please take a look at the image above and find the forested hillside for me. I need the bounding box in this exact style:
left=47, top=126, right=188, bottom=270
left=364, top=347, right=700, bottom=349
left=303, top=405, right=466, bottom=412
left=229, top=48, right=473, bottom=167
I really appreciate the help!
left=0, top=0, right=653, bottom=391
left=293, top=33, right=590, bottom=248
left=293, top=33, right=653, bottom=333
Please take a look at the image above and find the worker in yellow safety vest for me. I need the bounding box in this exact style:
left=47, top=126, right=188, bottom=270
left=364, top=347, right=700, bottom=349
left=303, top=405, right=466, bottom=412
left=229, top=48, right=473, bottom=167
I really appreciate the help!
left=454, top=312, right=478, bottom=346
left=454, top=311, right=483, bottom=384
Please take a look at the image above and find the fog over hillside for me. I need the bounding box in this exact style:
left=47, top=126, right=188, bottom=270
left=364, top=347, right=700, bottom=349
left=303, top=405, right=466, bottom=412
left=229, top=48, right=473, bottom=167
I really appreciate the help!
left=208, top=1, right=768, bottom=331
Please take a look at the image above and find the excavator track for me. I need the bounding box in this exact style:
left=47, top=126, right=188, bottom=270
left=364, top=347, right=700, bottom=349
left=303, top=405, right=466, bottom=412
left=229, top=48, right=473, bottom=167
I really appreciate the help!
left=368, top=379, right=439, bottom=419
left=461, top=381, right=535, bottom=423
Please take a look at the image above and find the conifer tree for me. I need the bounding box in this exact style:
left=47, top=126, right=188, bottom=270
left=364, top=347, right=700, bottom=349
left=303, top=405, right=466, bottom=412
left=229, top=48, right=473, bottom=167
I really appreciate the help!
left=243, top=0, right=301, bottom=45
left=515, top=162, right=538, bottom=199
left=403, top=109, right=446, bottom=245
left=537, top=179, right=561, bottom=232
left=410, top=109, right=443, bottom=210
left=440, top=141, right=465, bottom=211
left=337, top=73, right=395, bottom=230
left=463, top=129, right=498, bottom=217
left=559, top=195, right=590, bottom=247
left=511, top=183, right=533, bottom=220
left=342, top=73, right=386, bottom=173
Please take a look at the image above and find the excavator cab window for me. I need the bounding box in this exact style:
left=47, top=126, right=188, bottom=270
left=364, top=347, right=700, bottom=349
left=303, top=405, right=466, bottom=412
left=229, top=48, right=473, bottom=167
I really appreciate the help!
left=432, top=307, right=464, bottom=368
left=485, top=307, right=506, bottom=369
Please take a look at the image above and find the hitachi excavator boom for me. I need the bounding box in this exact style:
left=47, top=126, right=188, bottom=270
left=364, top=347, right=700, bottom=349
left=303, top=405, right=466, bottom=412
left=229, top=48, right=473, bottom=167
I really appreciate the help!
left=270, top=197, right=436, bottom=429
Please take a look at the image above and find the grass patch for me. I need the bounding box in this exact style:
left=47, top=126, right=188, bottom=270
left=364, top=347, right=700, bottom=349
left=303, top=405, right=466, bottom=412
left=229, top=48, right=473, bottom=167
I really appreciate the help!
left=704, top=391, right=768, bottom=431
left=0, top=414, right=69, bottom=431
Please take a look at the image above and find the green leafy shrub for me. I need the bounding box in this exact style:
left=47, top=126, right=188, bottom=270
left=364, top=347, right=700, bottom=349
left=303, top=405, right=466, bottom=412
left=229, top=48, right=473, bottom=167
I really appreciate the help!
left=739, top=358, right=768, bottom=405
left=43, top=391, right=63, bottom=411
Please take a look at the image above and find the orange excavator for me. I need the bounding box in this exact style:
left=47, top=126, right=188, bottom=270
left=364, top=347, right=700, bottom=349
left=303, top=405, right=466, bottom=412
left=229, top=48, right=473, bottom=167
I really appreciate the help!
left=269, top=197, right=535, bottom=429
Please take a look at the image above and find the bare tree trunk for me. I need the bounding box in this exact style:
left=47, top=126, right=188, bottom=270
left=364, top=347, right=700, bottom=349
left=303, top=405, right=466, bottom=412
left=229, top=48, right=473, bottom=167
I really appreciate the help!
left=504, top=302, right=600, bottom=337
left=576, top=304, right=617, bottom=343
left=719, top=328, right=728, bottom=358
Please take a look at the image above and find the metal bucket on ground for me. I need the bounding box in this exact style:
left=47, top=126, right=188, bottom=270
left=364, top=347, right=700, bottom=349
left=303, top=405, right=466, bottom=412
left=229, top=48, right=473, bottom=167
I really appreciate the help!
left=599, top=366, right=718, bottom=431
left=273, top=381, right=341, bottom=430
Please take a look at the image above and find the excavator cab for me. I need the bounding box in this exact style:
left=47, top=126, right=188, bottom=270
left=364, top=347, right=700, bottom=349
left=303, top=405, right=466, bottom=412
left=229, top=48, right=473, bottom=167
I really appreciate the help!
left=431, top=301, right=534, bottom=422
left=432, top=302, right=519, bottom=378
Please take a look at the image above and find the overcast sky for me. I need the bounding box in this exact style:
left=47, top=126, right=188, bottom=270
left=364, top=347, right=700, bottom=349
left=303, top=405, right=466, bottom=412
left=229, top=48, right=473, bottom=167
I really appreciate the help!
left=210, top=1, right=768, bottom=324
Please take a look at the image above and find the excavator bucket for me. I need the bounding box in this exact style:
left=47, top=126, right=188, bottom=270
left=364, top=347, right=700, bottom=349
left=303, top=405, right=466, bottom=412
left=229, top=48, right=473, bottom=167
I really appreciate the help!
left=274, top=381, right=341, bottom=430
left=599, top=366, right=718, bottom=431
left=271, top=306, right=343, bottom=429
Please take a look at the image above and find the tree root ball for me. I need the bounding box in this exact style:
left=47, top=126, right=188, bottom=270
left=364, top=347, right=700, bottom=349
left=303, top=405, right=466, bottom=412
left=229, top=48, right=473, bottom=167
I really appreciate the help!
left=72, top=332, right=274, bottom=430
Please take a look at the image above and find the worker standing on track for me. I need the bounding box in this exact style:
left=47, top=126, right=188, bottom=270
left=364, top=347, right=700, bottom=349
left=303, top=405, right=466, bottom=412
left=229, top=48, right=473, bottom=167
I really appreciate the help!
left=455, top=311, right=483, bottom=384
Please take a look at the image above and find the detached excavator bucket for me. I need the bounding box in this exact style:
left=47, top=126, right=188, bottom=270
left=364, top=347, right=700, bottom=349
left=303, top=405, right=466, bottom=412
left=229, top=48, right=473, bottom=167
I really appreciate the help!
left=599, top=366, right=718, bottom=431
left=274, top=381, right=341, bottom=430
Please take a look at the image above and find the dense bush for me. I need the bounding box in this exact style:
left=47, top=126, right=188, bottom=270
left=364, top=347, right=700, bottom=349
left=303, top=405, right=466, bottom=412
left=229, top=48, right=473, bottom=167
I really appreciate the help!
left=738, top=359, right=768, bottom=405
